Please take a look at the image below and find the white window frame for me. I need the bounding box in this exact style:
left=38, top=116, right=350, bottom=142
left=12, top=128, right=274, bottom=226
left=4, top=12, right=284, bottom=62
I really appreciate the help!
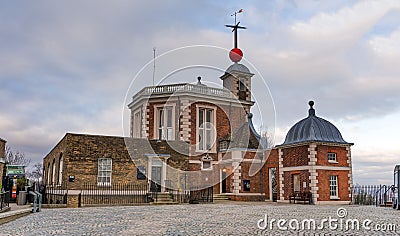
left=47, top=163, right=51, bottom=185
left=201, top=161, right=212, bottom=171
left=196, top=105, right=217, bottom=153
left=52, top=160, right=56, bottom=186
left=58, top=155, right=63, bottom=186
left=330, top=175, right=339, bottom=199
left=328, top=152, right=337, bottom=163
left=98, top=158, right=112, bottom=186
left=201, top=154, right=213, bottom=171
left=154, top=104, right=175, bottom=140
left=133, top=109, right=142, bottom=138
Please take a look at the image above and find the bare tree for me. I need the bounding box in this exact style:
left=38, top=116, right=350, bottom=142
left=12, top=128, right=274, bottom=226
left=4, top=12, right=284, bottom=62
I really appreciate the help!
left=260, top=131, right=275, bottom=149
left=26, top=162, right=43, bottom=182
left=5, top=146, right=31, bottom=166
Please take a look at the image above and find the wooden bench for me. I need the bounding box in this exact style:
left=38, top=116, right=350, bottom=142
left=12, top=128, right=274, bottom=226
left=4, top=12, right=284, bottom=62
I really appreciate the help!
left=289, top=191, right=311, bottom=204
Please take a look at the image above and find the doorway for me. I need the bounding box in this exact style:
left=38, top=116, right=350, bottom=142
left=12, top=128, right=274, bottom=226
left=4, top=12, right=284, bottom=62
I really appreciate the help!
left=150, top=160, right=162, bottom=192
left=269, top=168, right=277, bottom=201
left=221, top=170, right=227, bottom=193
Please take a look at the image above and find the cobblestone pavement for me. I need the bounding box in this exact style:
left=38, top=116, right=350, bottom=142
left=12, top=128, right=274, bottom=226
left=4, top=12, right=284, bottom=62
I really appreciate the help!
left=1, top=203, right=400, bottom=235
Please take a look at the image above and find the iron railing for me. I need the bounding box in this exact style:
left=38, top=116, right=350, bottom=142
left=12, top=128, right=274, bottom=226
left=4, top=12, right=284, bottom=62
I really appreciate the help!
left=43, top=184, right=67, bottom=204
left=352, top=184, right=395, bottom=206
left=44, top=183, right=214, bottom=206
left=80, top=183, right=148, bottom=206
left=189, top=186, right=213, bottom=203
left=375, top=185, right=395, bottom=207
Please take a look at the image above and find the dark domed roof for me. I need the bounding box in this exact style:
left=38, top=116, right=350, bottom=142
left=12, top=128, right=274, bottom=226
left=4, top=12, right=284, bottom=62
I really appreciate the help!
left=281, top=101, right=351, bottom=146
left=226, top=63, right=251, bottom=74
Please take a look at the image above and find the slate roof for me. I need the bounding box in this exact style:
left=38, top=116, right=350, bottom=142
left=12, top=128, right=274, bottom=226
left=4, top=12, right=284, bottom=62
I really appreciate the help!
left=280, top=101, right=352, bottom=146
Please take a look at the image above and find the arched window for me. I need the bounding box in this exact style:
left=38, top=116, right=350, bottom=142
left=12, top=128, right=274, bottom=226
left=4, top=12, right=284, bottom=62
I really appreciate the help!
left=52, top=159, right=56, bottom=186
left=58, top=153, right=63, bottom=185
left=47, top=163, right=51, bottom=185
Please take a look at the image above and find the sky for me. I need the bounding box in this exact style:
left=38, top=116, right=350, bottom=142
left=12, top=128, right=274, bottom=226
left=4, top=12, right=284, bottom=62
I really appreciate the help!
left=1, top=0, right=400, bottom=185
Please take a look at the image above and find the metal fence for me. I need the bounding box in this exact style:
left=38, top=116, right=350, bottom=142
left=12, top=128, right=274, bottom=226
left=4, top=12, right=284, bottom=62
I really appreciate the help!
left=189, top=186, right=213, bottom=203
left=0, top=191, right=10, bottom=211
left=43, top=184, right=67, bottom=204
left=43, top=183, right=214, bottom=206
left=79, top=183, right=148, bottom=206
left=353, top=184, right=395, bottom=206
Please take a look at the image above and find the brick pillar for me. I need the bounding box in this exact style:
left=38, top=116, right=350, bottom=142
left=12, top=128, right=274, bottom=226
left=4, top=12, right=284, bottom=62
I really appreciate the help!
left=179, top=100, right=191, bottom=142
left=231, top=162, right=241, bottom=194
left=142, top=104, right=149, bottom=138
left=231, top=150, right=243, bottom=194
left=278, top=148, right=284, bottom=201
left=308, top=143, right=319, bottom=204
left=67, top=194, right=80, bottom=208
left=346, top=146, right=353, bottom=200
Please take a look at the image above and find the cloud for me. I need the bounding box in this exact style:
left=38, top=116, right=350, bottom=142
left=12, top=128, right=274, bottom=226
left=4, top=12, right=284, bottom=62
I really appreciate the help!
left=0, top=0, right=399, bottom=187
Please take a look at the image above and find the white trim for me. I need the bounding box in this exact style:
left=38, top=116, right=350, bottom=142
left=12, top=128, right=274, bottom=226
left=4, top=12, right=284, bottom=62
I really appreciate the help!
left=222, top=193, right=265, bottom=196
left=189, top=160, right=202, bottom=164
left=132, top=109, right=142, bottom=138
left=328, top=152, right=337, bottom=162
left=195, top=105, right=217, bottom=153
left=201, top=160, right=213, bottom=171
left=329, top=175, right=339, bottom=198
left=314, top=201, right=350, bottom=205
left=280, top=166, right=351, bottom=172
left=58, top=156, right=63, bottom=185
left=153, top=103, right=176, bottom=140
left=278, top=148, right=284, bottom=201
left=97, top=158, right=112, bottom=185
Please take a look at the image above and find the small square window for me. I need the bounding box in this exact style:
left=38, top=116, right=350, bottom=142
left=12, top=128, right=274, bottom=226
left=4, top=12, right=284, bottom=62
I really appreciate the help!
left=328, top=153, right=337, bottom=163
left=202, top=161, right=211, bottom=170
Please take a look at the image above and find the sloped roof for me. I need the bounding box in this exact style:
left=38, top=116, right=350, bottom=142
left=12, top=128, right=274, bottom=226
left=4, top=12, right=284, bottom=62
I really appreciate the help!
left=230, top=113, right=268, bottom=150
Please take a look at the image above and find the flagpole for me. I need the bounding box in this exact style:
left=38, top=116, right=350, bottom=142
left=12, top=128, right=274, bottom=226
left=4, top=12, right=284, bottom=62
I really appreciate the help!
left=152, top=47, right=156, bottom=86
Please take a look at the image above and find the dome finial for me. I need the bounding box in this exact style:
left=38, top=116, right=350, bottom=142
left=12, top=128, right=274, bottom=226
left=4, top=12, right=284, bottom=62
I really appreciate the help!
left=308, top=100, right=315, bottom=116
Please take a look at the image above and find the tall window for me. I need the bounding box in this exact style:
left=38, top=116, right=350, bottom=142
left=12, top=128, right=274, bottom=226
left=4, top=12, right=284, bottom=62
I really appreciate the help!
left=157, top=106, right=174, bottom=140
left=293, top=174, right=300, bottom=192
left=58, top=154, right=63, bottom=185
left=47, top=163, right=51, bottom=185
left=330, top=175, right=338, bottom=197
left=98, top=158, right=112, bottom=185
left=52, top=160, right=56, bottom=185
left=197, top=108, right=215, bottom=151
left=133, top=110, right=142, bottom=138
left=328, top=153, right=337, bottom=162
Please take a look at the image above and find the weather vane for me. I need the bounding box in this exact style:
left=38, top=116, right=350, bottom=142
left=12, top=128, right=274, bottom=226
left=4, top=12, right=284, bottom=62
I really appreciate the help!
left=225, top=9, right=246, bottom=62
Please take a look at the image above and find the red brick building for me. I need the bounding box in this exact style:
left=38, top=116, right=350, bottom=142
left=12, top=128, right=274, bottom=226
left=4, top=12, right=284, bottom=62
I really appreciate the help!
left=273, top=101, right=353, bottom=204
left=43, top=22, right=353, bottom=204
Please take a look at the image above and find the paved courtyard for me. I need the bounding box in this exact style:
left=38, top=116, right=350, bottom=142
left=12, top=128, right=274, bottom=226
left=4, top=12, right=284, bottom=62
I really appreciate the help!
left=1, top=203, right=400, bottom=235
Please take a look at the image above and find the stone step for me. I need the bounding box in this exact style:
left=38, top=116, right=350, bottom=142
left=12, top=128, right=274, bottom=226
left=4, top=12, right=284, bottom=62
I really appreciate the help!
left=213, top=194, right=230, bottom=201
left=379, top=202, right=393, bottom=207
left=147, top=193, right=177, bottom=204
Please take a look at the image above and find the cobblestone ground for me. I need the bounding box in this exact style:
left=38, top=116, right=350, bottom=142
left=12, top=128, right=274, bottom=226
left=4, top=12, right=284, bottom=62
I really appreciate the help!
left=1, top=203, right=400, bottom=235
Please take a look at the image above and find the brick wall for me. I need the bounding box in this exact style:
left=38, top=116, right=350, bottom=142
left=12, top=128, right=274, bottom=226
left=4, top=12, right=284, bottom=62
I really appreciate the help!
left=43, top=133, right=190, bottom=190
left=316, top=170, right=350, bottom=201
left=282, top=145, right=309, bottom=167
left=316, top=145, right=349, bottom=167
left=282, top=170, right=310, bottom=199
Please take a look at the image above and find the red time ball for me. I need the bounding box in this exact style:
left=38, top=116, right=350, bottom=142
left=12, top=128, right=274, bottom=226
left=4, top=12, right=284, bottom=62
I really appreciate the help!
left=229, top=48, right=243, bottom=62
